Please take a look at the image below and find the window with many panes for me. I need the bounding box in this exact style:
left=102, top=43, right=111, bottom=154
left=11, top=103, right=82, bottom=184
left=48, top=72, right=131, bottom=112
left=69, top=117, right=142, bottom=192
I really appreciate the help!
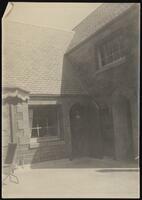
left=99, top=34, right=126, bottom=67
left=29, top=105, right=61, bottom=138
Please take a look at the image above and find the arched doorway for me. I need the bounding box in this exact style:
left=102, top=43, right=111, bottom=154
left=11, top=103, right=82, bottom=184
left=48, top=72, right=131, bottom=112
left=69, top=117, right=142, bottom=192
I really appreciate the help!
left=70, top=103, right=103, bottom=159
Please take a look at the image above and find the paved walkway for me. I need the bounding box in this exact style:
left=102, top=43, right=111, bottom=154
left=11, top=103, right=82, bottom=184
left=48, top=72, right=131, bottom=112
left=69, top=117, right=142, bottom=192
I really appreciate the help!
left=2, top=157, right=139, bottom=198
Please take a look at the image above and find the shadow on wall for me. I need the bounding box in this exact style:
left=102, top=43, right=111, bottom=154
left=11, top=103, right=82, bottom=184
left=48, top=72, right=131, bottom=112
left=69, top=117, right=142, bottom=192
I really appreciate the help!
left=60, top=56, right=85, bottom=96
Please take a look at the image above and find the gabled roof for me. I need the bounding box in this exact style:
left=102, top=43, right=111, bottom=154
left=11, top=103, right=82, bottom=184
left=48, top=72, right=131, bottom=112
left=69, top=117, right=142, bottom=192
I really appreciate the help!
left=3, top=21, right=88, bottom=95
left=66, top=3, right=138, bottom=53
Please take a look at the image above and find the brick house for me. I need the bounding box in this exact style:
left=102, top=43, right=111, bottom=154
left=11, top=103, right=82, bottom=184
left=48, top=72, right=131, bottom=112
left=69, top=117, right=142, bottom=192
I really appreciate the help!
left=2, top=3, right=140, bottom=164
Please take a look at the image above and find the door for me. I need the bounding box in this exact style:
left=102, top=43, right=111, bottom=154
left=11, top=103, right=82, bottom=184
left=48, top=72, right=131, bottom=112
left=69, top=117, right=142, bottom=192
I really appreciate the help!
left=70, top=104, right=90, bottom=158
left=70, top=103, right=103, bottom=159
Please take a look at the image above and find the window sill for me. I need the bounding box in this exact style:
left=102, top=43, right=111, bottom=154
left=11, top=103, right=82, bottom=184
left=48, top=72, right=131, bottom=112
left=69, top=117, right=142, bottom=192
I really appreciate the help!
left=29, top=137, right=64, bottom=148
left=96, top=57, right=126, bottom=75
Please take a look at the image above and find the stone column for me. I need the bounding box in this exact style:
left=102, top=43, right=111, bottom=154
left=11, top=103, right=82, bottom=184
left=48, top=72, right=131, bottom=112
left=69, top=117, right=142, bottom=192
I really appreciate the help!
left=16, top=102, right=31, bottom=165
left=2, top=103, right=11, bottom=162
left=10, top=104, right=17, bottom=143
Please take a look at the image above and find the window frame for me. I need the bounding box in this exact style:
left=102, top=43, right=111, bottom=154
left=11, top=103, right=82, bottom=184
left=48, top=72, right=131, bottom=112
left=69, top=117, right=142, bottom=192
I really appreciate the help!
left=96, top=30, right=127, bottom=71
left=28, top=102, right=64, bottom=143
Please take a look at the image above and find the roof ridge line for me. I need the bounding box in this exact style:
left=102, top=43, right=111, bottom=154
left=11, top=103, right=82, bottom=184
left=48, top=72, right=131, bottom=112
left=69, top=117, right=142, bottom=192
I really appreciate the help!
left=5, top=19, right=75, bottom=34
left=72, top=3, right=103, bottom=31
left=72, top=3, right=135, bottom=31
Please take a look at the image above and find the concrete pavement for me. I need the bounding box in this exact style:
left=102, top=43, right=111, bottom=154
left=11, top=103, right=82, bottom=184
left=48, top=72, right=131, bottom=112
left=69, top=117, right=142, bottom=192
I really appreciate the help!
left=2, top=157, right=139, bottom=198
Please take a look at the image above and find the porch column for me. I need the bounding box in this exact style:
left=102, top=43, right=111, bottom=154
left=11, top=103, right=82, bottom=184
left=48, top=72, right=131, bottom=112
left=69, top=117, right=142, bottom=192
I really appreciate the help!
left=9, top=104, right=17, bottom=143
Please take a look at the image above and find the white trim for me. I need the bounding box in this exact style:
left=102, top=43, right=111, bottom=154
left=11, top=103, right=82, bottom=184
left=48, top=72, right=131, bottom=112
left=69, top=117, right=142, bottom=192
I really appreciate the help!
left=95, top=57, right=125, bottom=75
left=2, top=91, right=29, bottom=101
left=28, top=100, right=57, bottom=105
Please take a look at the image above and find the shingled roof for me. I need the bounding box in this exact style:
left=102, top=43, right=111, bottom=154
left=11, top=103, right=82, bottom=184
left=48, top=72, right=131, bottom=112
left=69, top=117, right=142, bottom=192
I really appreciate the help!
left=3, top=21, right=88, bottom=95
left=66, top=3, right=137, bottom=53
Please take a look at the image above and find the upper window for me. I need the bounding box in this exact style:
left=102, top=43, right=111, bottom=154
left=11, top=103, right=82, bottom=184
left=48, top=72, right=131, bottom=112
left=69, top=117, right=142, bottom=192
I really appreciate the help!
left=99, top=34, right=126, bottom=67
left=29, top=105, right=61, bottom=138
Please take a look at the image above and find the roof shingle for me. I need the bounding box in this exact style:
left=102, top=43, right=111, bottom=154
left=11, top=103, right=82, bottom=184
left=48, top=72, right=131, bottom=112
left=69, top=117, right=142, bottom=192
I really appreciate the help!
left=66, top=3, right=137, bottom=53
left=3, top=21, right=87, bottom=95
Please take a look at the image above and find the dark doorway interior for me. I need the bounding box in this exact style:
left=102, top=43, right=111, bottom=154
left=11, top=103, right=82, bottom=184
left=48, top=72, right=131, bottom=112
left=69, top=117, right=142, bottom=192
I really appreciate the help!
left=70, top=103, right=89, bottom=158
left=70, top=103, right=103, bottom=159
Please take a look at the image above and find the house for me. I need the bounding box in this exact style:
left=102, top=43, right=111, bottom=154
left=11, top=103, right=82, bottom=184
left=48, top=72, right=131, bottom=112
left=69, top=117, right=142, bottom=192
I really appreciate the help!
left=2, top=3, right=140, bottom=165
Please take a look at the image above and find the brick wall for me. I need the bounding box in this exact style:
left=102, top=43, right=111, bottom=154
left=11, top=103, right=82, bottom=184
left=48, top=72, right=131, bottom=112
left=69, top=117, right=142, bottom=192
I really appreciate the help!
left=18, top=141, right=68, bottom=164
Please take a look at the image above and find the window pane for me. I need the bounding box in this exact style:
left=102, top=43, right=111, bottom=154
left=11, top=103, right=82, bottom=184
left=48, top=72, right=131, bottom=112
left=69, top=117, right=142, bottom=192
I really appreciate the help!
left=39, top=127, right=46, bottom=137
left=113, top=51, right=121, bottom=60
left=47, top=108, right=58, bottom=136
left=47, top=127, right=57, bottom=136
left=107, top=55, right=113, bottom=64
left=29, top=105, right=60, bottom=138
left=112, top=40, right=119, bottom=52
left=99, top=34, right=125, bottom=67
left=108, top=41, right=114, bottom=55
left=31, top=128, right=38, bottom=138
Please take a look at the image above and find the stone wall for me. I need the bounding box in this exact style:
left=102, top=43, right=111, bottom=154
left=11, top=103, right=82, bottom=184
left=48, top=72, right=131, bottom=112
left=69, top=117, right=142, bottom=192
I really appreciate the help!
left=14, top=102, right=31, bottom=164
left=2, top=103, right=11, bottom=162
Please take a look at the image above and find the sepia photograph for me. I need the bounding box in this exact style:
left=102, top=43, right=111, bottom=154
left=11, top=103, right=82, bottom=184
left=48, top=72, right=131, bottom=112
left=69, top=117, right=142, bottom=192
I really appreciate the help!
left=2, top=2, right=140, bottom=198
